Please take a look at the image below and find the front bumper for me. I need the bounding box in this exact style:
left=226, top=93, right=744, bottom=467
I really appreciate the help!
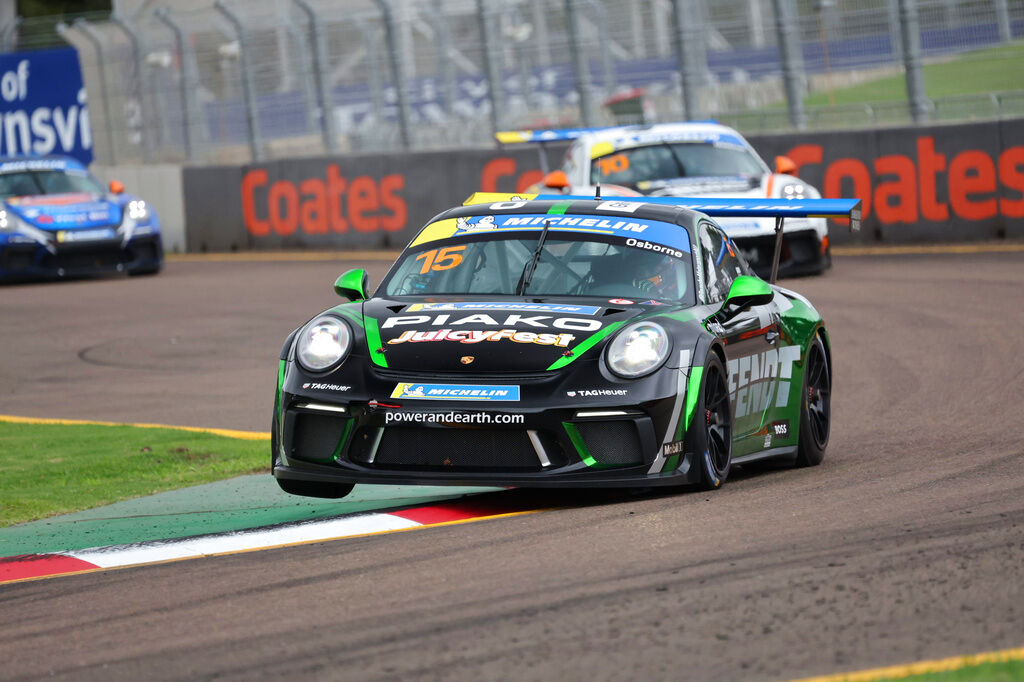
left=0, top=234, right=163, bottom=280
left=731, top=229, right=829, bottom=279
left=273, top=360, right=702, bottom=489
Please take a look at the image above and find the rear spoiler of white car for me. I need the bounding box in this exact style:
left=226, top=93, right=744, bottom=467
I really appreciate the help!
left=463, top=192, right=862, bottom=284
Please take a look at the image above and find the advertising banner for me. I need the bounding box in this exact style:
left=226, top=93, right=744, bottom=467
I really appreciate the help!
left=183, top=119, right=1024, bottom=251
left=0, top=47, right=93, bottom=165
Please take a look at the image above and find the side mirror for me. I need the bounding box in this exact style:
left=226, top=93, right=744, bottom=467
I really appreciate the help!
left=721, top=276, right=774, bottom=313
left=542, top=170, right=570, bottom=190
left=109, top=180, right=125, bottom=194
left=774, top=155, right=797, bottom=177
left=334, top=269, right=369, bottom=302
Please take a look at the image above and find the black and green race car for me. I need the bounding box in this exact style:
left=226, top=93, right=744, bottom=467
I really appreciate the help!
left=271, top=193, right=860, bottom=498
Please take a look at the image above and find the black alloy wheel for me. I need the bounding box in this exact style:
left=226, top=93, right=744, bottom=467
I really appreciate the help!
left=697, top=353, right=733, bottom=489
left=796, top=334, right=830, bottom=467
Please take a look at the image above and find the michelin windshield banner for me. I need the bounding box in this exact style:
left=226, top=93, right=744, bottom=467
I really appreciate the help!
left=0, top=47, right=93, bottom=164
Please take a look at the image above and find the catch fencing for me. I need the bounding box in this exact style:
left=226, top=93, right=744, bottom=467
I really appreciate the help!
left=7, top=0, right=1024, bottom=165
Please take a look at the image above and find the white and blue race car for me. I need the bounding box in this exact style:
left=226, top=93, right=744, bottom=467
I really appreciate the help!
left=0, top=156, right=162, bottom=280
left=499, top=121, right=829, bottom=277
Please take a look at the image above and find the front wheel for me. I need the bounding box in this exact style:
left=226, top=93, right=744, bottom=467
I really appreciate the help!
left=692, top=353, right=733, bottom=490
left=795, top=334, right=831, bottom=467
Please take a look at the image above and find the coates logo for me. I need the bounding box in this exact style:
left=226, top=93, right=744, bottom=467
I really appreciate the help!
left=301, top=383, right=351, bottom=391
left=242, top=164, right=407, bottom=237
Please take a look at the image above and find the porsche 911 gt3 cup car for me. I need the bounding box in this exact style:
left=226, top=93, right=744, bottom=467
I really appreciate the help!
left=498, top=122, right=829, bottom=277
left=271, top=193, right=860, bottom=499
left=0, top=156, right=163, bottom=280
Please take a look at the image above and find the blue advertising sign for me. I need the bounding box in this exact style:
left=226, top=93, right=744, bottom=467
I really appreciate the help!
left=0, top=47, right=93, bottom=165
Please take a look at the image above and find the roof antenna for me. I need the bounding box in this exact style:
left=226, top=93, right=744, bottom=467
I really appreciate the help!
left=594, top=177, right=602, bottom=200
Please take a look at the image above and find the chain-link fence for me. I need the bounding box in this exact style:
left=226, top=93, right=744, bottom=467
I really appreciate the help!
left=6, top=0, right=1024, bottom=165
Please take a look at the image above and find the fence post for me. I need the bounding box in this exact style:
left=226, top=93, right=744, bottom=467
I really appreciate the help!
left=1, top=17, right=21, bottom=51
left=108, top=14, right=151, bottom=163
left=887, top=0, right=903, bottom=60
left=425, top=0, right=457, bottom=117
left=994, top=0, right=1012, bottom=43
left=375, top=0, right=413, bottom=149
left=582, top=0, right=616, bottom=95
left=671, top=0, right=705, bottom=120
left=565, top=0, right=596, bottom=126
left=213, top=1, right=263, bottom=161
left=153, top=8, right=195, bottom=162
left=897, top=0, right=929, bottom=124
left=293, top=0, right=340, bottom=153
left=66, top=19, right=117, bottom=164
left=351, top=15, right=386, bottom=129
left=771, top=0, right=807, bottom=130
left=476, top=0, right=506, bottom=134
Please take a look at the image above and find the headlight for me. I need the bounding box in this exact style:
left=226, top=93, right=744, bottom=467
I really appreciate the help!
left=606, top=321, right=670, bottom=378
left=126, top=200, right=150, bottom=222
left=781, top=183, right=807, bottom=200
left=296, top=316, right=351, bottom=372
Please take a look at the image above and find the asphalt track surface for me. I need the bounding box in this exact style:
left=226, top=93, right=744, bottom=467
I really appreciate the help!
left=1, top=250, right=1023, bottom=681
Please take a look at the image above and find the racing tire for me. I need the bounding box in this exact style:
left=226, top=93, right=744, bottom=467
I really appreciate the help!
left=276, top=477, right=355, bottom=499
left=693, top=353, right=733, bottom=490
left=795, top=334, right=830, bottom=467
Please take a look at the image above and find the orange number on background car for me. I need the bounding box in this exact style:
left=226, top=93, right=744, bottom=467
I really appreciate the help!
left=599, top=154, right=630, bottom=176
left=415, top=246, right=466, bottom=274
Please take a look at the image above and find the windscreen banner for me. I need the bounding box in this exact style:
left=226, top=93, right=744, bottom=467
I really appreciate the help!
left=0, top=47, right=93, bottom=165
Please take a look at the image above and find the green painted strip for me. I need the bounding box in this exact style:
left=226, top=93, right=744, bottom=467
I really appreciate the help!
left=663, top=453, right=680, bottom=472
left=654, top=309, right=698, bottom=323
left=680, top=365, right=705, bottom=437
left=546, top=320, right=625, bottom=371
left=364, top=317, right=388, bottom=367
left=546, top=201, right=573, bottom=215
left=332, top=305, right=365, bottom=328
left=0, top=477, right=503, bottom=556
left=562, top=422, right=602, bottom=467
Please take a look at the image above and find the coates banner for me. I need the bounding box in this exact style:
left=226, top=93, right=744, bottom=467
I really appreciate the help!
left=0, top=47, right=93, bottom=165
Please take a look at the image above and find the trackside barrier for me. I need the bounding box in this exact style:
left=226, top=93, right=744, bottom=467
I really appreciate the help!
left=182, top=118, right=1024, bottom=252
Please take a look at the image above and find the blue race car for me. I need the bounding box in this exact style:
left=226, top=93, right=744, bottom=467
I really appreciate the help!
left=0, top=156, right=163, bottom=280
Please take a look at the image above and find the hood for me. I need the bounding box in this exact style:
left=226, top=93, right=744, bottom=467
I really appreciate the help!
left=637, top=175, right=764, bottom=197
left=4, top=192, right=122, bottom=231
left=362, top=297, right=660, bottom=373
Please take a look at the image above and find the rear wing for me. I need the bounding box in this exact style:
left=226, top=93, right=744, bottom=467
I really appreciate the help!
left=463, top=192, right=862, bottom=283
left=494, top=127, right=618, bottom=145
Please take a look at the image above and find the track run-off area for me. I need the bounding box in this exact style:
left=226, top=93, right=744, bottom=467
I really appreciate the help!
left=0, top=245, right=1022, bottom=681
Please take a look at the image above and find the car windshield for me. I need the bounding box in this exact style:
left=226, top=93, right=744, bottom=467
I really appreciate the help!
left=589, top=142, right=764, bottom=187
left=0, top=169, right=105, bottom=199
left=383, top=228, right=695, bottom=304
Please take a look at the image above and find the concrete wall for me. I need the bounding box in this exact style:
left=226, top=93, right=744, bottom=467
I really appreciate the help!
left=91, top=164, right=187, bottom=254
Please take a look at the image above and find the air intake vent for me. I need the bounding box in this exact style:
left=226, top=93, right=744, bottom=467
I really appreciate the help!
left=574, top=420, right=644, bottom=466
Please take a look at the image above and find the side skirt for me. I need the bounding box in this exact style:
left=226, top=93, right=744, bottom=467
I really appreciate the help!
left=732, top=445, right=798, bottom=465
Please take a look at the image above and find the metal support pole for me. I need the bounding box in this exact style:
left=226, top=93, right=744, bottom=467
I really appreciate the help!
left=887, top=0, right=903, bottom=60
left=771, top=0, right=807, bottom=130
left=376, top=0, right=412, bottom=149
left=565, top=0, right=596, bottom=126
left=672, top=0, right=704, bottom=120
left=293, top=0, right=340, bottom=153
left=995, top=0, right=1012, bottom=43
left=67, top=19, right=116, bottom=164
left=353, top=16, right=386, bottom=126
left=897, top=0, right=929, bottom=124
left=476, top=0, right=506, bottom=135
left=214, top=1, right=263, bottom=161
left=769, top=216, right=784, bottom=284
left=582, top=0, right=616, bottom=94
left=154, top=8, right=194, bottom=162
left=426, top=0, right=457, bottom=117
left=108, top=14, right=151, bottom=162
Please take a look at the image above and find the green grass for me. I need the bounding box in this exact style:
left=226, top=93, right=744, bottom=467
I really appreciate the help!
left=803, top=41, right=1024, bottom=107
left=873, top=658, right=1024, bottom=681
left=0, top=422, right=269, bottom=527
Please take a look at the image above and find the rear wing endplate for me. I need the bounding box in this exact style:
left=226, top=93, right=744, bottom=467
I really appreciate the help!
left=463, top=192, right=862, bottom=284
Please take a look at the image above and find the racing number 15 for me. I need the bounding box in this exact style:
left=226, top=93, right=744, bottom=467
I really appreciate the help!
left=415, top=246, right=465, bottom=274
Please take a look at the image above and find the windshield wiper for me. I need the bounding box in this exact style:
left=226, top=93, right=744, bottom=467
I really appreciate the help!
left=516, top=219, right=552, bottom=296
